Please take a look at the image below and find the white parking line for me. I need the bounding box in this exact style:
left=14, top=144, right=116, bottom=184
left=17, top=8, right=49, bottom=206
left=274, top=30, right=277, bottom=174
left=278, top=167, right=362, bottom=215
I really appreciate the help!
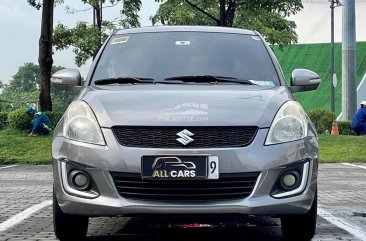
left=342, top=163, right=366, bottom=170
left=0, top=165, right=18, bottom=170
left=0, top=200, right=52, bottom=233
left=318, top=208, right=366, bottom=241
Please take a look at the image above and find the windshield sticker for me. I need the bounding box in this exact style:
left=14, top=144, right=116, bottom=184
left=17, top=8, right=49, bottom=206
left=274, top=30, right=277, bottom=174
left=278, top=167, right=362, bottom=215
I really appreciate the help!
left=110, top=36, right=130, bottom=45
left=251, top=36, right=261, bottom=41
left=175, top=41, right=191, bottom=46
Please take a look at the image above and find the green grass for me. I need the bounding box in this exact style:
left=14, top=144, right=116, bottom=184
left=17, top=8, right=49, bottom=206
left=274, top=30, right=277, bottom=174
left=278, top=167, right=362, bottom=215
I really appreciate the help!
left=0, top=129, right=52, bottom=165
left=1, top=129, right=365, bottom=164
left=272, top=42, right=366, bottom=115
left=318, top=134, right=366, bottom=163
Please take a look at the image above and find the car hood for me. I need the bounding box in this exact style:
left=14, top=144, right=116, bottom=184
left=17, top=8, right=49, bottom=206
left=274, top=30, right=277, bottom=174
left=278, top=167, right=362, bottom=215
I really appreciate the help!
left=79, top=85, right=294, bottom=128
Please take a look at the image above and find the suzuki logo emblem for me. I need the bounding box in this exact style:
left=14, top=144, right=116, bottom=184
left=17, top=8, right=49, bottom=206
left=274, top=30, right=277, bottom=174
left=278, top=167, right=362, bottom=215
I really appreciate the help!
left=176, top=129, right=194, bottom=146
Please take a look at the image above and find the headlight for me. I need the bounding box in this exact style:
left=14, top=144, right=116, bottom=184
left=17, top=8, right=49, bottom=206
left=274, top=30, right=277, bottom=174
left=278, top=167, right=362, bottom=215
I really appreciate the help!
left=63, top=100, right=105, bottom=145
left=265, top=101, right=308, bottom=145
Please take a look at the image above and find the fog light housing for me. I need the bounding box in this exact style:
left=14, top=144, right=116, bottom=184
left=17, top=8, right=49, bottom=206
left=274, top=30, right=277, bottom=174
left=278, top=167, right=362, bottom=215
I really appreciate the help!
left=70, top=170, right=90, bottom=190
left=60, top=161, right=99, bottom=199
left=271, top=161, right=310, bottom=199
left=280, top=171, right=300, bottom=190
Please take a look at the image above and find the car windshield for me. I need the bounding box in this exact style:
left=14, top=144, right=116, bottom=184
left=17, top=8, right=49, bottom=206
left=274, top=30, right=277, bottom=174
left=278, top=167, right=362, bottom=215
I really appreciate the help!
left=91, top=31, right=280, bottom=86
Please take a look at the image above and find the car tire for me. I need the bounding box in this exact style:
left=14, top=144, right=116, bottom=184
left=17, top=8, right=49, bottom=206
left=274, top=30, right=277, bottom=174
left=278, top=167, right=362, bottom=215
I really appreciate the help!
left=53, top=192, right=89, bottom=241
left=281, top=192, right=317, bottom=241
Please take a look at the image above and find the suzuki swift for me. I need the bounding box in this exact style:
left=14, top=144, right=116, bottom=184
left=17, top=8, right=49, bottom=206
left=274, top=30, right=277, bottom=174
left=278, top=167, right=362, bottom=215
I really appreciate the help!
left=51, top=26, right=320, bottom=241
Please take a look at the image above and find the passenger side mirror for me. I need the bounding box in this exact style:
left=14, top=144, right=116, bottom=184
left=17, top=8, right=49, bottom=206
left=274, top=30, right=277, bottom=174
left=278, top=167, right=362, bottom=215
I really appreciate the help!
left=290, top=69, right=321, bottom=93
left=51, top=69, right=82, bottom=91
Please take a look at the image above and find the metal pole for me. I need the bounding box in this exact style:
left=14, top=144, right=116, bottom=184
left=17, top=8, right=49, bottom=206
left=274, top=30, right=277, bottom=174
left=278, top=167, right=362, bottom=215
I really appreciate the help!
left=330, top=1, right=335, bottom=113
left=342, top=0, right=357, bottom=120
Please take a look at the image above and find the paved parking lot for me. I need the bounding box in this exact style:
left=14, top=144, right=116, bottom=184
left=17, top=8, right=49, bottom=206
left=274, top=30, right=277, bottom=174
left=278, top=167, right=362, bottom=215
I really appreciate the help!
left=0, top=164, right=365, bottom=241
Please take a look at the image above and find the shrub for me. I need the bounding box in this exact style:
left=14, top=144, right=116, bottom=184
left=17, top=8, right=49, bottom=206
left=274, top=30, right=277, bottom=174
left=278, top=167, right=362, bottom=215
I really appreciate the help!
left=308, top=108, right=336, bottom=134
left=7, top=109, right=64, bottom=131
left=7, top=108, right=32, bottom=130
left=45, top=111, right=64, bottom=129
left=336, top=121, right=355, bottom=135
left=0, top=112, right=9, bottom=130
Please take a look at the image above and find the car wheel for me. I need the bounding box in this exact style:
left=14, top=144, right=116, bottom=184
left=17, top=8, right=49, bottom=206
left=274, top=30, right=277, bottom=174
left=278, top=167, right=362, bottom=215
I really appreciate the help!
left=281, top=192, right=317, bottom=241
left=53, top=192, right=89, bottom=241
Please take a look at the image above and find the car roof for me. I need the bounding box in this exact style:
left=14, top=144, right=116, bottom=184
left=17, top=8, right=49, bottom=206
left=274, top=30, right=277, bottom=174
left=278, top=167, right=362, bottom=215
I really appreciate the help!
left=115, top=26, right=256, bottom=35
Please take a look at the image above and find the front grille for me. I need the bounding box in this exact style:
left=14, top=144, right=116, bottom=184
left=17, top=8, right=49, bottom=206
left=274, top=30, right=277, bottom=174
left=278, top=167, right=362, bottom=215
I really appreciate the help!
left=110, top=172, right=260, bottom=201
left=111, top=126, right=258, bottom=148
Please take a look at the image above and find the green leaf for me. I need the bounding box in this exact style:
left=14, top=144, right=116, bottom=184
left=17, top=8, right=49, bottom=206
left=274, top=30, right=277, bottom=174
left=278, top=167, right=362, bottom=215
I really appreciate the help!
left=152, top=0, right=302, bottom=46
left=27, top=0, right=42, bottom=10
left=52, top=0, right=142, bottom=65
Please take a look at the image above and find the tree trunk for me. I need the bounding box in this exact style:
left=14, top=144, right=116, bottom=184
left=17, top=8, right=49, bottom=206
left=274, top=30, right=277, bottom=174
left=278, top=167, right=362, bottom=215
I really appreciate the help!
left=38, top=0, right=54, bottom=111
left=94, top=2, right=102, bottom=31
left=219, top=0, right=226, bottom=26
left=93, top=1, right=103, bottom=59
left=226, top=2, right=236, bottom=27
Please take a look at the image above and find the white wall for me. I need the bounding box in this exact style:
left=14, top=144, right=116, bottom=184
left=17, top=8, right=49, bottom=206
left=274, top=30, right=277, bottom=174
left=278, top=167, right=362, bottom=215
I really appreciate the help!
left=289, top=1, right=366, bottom=44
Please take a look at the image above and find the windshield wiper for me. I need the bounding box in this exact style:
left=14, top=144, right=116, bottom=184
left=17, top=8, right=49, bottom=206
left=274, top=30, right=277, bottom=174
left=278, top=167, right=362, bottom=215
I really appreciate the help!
left=164, top=75, right=256, bottom=85
left=94, top=75, right=257, bottom=85
left=94, top=77, right=155, bottom=85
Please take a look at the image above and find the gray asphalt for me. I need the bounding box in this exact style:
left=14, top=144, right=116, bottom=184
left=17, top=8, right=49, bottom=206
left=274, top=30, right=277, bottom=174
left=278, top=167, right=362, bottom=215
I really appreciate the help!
left=0, top=164, right=365, bottom=241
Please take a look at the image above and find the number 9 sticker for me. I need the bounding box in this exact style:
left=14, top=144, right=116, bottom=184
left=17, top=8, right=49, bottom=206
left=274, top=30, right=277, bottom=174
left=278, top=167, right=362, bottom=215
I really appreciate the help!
left=207, top=156, right=219, bottom=179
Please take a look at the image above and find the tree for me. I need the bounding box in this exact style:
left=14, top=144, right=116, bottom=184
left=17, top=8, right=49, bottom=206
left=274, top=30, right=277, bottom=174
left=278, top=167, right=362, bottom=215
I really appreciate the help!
left=53, top=22, right=103, bottom=66
left=8, top=63, right=40, bottom=92
left=27, top=0, right=55, bottom=111
left=152, top=0, right=303, bottom=47
left=7, top=63, right=65, bottom=93
left=53, top=0, right=142, bottom=66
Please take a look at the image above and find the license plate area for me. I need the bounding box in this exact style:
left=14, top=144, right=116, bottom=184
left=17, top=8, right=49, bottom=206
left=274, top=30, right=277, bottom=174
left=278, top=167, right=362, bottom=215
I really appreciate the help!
left=142, top=156, right=219, bottom=180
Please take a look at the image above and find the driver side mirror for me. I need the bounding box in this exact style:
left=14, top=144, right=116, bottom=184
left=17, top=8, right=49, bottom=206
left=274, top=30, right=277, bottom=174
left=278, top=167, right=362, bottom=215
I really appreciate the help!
left=51, top=69, right=82, bottom=91
left=290, top=69, right=321, bottom=93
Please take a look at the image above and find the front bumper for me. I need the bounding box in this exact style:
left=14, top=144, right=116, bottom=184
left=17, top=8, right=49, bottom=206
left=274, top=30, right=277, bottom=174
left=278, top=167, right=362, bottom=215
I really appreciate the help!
left=52, top=128, right=318, bottom=217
